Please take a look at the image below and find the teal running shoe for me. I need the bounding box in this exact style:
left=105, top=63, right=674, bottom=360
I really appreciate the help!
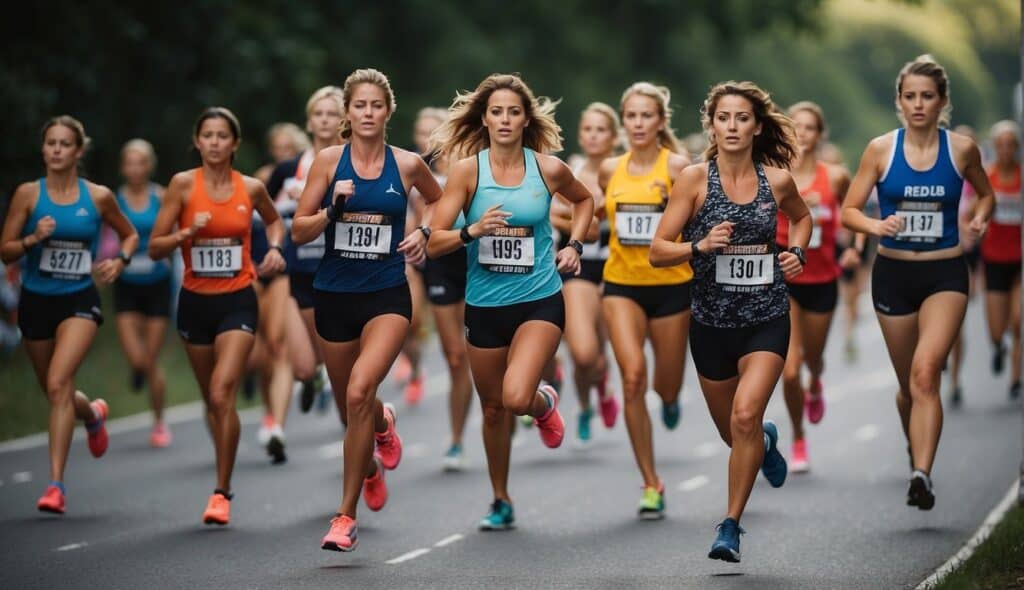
left=479, top=499, right=515, bottom=531
left=761, top=420, right=787, bottom=488
left=577, top=409, right=593, bottom=443
left=662, top=399, right=681, bottom=430
left=708, top=517, right=744, bottom=562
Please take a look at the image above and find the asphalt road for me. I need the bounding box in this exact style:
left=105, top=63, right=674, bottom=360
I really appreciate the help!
left=0, top=297, right=1020, bottom=589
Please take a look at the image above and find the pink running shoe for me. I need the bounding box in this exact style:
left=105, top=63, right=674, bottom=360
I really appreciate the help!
left=321, top=514, right=358, bottom=552
left=37, top=484, right=66, bottom=514
left=791, top=439, right=809, bottom=473
left=363, top=456, right=388, bottom=511
left=150, top=422, right=172, bottom=448
left=404, top=376, right=424, bottom=406
left=86, top=399, right=109, bottom=458
left=599, top=392, right=619, bottom=430
left=535, top=385, right=564, bottom=449
left=374, top=402, right=403, bottom=470
left=805, top=380, right=825, bottom=424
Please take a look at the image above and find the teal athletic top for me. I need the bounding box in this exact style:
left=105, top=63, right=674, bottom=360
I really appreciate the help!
left=22, top=178, right=101, bottom=295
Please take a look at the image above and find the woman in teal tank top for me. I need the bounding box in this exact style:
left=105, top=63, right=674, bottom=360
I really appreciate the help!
left=427, top=74, right=594, bottom=530
left=0, top=116, right=139, bottom=515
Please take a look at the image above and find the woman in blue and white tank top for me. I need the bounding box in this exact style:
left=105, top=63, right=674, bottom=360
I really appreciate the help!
left=0, top=116, right=139, bottom=515
left=112, top=139, right=174, bottom=448
left=651, top=82, right=812, bottom=563
left=292, top=69, right=442, bottom=554
left=841, top=55, right=994, bottom=511
left=427, top=74, right=595, bottom=531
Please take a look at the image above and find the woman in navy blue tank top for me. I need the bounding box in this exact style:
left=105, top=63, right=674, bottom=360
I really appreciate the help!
left=0, top=116, right=139, bottom=515
left=842, top=56, right=995, bottom=511
left=292, top=69, right=442, bottom=553
left=651, top=82, right=811, bottom=562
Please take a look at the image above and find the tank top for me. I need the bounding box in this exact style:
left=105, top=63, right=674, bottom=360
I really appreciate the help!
left=776, top=163, right=839, bottom=284
left=22, top=178, right=101, bottom=295
left=603, top=149, right=692, bottom=285
left=314, top=145, right=408, bottom=293
left=465, top=148, right=561, bottom=307
left=283, top=150, right=323, bottom=274
left=116, top=187, right=171, bottom=285
left=877, top=128, right=964, bottom=251
left=685, top=160, right=788, bottom=328
left=180, top=168, right=256, bottom=294
left=981, top=163, right=1022, bottom=263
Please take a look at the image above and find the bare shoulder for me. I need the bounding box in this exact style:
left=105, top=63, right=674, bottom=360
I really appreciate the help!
left=947, top=130, right=980, bottom=159
left=763, top=165, right=796, bottom=188
left=866, top=131, right=897, bottom=158
left=535, top=152, right=570, bottom=177
left=599, top=155, right=622, bottom=177
left=168, top=170, right=197, bottom=194
left=667, top=151, right=692, bottom=175
left=153, top=184, right=167, bottom=200
left=448, top=155, right=478, bottom=182
left=824, top=162, right=850, bottom=184
left=239, top=174, right=267, bottom=196
left=85, top=181, right=116, bottom=205
left=677, top=162, right=708, bottom=185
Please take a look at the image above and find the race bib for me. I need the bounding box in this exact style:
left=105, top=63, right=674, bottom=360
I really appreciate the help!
left=334, top=212, right=392, bottom=260
left=715, top=244, right=774, bottom=289
left=191, top=238, right=242, bottom=278
left=993, top=192, right=1022, bottom=226
left=895, top=201, right=943, bottom=242
left=478, top=226, right=535, bottom=274
left=808, top=206, right=823, bottom=249
left=297, top=233, right=325, bottom=260
left=615, top=203, right=662, bottom=246
left=39, top=239, right=92, bottom=280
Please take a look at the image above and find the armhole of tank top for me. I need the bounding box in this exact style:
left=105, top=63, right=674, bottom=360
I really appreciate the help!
left=463, top=154, right=481, bottom=219
left=878, top=130, right=900, bottom=184
left=532, top=150, right=553, bottom=198
left=943, top=129, right=963, bottom=179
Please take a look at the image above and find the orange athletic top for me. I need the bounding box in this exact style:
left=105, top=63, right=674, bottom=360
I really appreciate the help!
left=180, top=168, right=256, bottom=294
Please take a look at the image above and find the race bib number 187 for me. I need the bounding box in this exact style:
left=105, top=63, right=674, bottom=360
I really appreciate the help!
left=615, top=203, right=663, bottom=246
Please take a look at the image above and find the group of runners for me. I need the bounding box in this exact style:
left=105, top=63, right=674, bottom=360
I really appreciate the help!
left=2, top=53, right=1019, bottom=563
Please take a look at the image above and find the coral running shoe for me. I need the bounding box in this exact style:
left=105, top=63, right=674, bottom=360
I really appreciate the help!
left=404, top=376, right=424, bottom=406
left=37, top=484, right=65, bottom=514
left=150, top=422, right=172, bottom=448
left=535, top=385, right=564, bottom=448
left=790, top=439, right=809, bottom=473
left=805, top=380, right=825, bottom=424
left=321, top=514, right=358, bottom=552
left=375, top=403, right=403, bottom=470
left=86, top=399, right=109, bottom=458
left=363, top=456, right=388, bottom=511
left=202, top=492, right=231, bottom=525
left=598, top=391, right=619, bottom=430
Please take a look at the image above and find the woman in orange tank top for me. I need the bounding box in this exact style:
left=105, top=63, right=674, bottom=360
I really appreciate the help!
left=149, top=107, right=285, bottom=526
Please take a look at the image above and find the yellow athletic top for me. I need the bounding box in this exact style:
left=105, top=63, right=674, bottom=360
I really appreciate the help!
left=603, top=148, right=692, bottom=286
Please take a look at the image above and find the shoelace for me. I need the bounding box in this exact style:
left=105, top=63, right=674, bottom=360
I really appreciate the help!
left=715, top=521, right=746, bottom=537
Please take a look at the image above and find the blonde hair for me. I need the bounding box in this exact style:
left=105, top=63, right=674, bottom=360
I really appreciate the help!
left=619, top=82, right=681, bottom=154
left=306, top=85, right=345, bottom=118
left=339, top=69, right=397, bottom=140
left=416, top=107, right=448, bottom=128
left=266, top=122, right=310, bottom=153
left=42, top=115, right=91, bottom=152
left=990, top=120, right=1020, bottom=145
left=895, top=54, right=953, bottom=127
left=121, top=138, right=157, bottom=170
left=431, top=73, right=563, bottom=161
left=788, top=101, right=828, bottom=139
left=701, top=81, right=797, bottom=168
left=580, top=102, right=622, bottom=152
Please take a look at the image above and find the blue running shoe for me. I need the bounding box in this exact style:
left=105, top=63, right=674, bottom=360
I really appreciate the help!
left=662, top=399, right=681, bottom=430
left=708, top=517, right=744, bottom=563
left=443, top=443, right=465, bottom=472
left=760, top=420, right=787, bottom=488
left=479, top=499, right=515, bottom=531
left=577, top=409, right=593, bottom=443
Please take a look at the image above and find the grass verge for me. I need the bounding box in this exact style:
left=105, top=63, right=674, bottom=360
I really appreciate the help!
left=934, top=503, right=1024, bottom=590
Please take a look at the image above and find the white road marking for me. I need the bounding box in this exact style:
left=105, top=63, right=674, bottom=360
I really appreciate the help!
left=694, top=442, right=720, bottom=459
left=678, top=475, right=710, bottom=492
left=854, top=424, right=881, bottom=441
left=386, top=547, right=431, bottom=565
left=317, top=443, right=343, bottom=460
left=56, top=542, right=87, bottom=552
left=12, top=471, right=32, bottom=484
left=434, top=533, right=464, bottom=548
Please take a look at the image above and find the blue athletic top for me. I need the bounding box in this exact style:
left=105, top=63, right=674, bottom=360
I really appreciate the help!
left=116, top=188, right=171, bottom=285
left=877, top=128, right=964, bottom=251
left=314, top=145, right=409, bottom=293
left=22, top=178, right=101, bottom=295
left=465, top=148, right=561, bottom=307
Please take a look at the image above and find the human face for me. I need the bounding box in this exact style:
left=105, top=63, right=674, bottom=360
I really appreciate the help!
left=194, top=117, right=239, bottom=166
left=413, top=115, right=442, bottom=155
left=792, top=109, right=821, bottom=155
left=994, top=131, right=1019, bottom=167
left=483, top=89, right=528, bottom=148
left=622, top=94, right=663, bottom=150
left=347, top=83, right=391, bottom=140
left=308, top=97, right=343, bottom=143
left=121, top=149, right=152, bottom=186
left=578, top=111, right=616, bottom=158
left=42, top=124, right=83, bottom=173
left=898, top=74, right=946, bottom=129
left=711, top=94, right=761, bottom=156
left=269, top=132, right=298, bottom=163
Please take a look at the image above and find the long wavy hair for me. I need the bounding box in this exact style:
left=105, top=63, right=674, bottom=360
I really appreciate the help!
left=701, top=81, right=797, bottom=168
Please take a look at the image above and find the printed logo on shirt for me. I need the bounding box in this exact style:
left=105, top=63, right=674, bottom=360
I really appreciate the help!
left=75, top=207, right=90, bottom=217
left=386, top=184, right=401, bottom=196
left=241, top=323, right=254, bottom=333
left=237, top=205, right=248, bottom=213
left=903, top=185, right=946, bottom=198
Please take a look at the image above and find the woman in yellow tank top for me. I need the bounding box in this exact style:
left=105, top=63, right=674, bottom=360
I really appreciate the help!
left=598, top=82, right=692, bottom=519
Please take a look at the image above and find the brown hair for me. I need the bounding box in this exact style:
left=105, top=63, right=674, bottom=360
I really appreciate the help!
left=193, top=107, right=241, bottom=141
left=788, top=101, right=827, bottom=139
left=895, top=54, right=952, bottom=127
left=619, top=82, right=681, bottom=153
left=701, top=81, right=797, bottom=168
left=339, top=69, right=396, bottom=140
left=431, top=73, right=563, bottom=161
left=41, top=115, right=90, bottom=151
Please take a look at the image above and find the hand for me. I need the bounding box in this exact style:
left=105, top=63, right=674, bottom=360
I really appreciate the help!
left=555, top=246, right=581, bottom=275
left=803, top=192, right=822, bottom=208
left=778, top=251, right=803, bottom=278
left=257, top=247, right=286, bottom=278
left=398, top=229, right=427, bottom=265
left=700, top=221, right=734, bottom=253
left=191, top=211, right=212, bottom=233
left=963, top=215, right=988, bottom=245
left=838, top=247, right=861, bottom=270
left=333, top=180, right=355, bottom=205
left=92, top=258, right=125, bottom=284
left=33, top=215, right=56, bottom=241
left=875, top=215, right=902, bottom=238
left=284, top=178, right=305, bottom=201
left=469, top=204, right=511, bottom=238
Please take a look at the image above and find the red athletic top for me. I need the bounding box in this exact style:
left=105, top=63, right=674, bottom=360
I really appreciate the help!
left=981, top=164, right=1021, bottom=263
left=777, top=162, right=839, bottom=284
left=180, top=168, right=256, bottom=293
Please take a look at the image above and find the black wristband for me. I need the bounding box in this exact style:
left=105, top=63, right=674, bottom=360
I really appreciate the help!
left=418, top=225, right=432, bottom=240
left=459, top=225, right=475, bottom=244
left=118, top=251, right=132, bottom=266
left=567, top=239, right=583, bottom=255
left=269, top=244, right=284, bottom=257
left=325, top=202, right=343, bottom=222
left=691, top=239, right=703, bottom=258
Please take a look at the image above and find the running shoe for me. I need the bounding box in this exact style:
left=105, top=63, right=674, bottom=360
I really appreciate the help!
left=363, top=456, right=388, bottom=511
left=375, top=402, right=403, bottom=470
left=662, top=398, right=681, bottom=430
left=577, top=408, right=593, bottom=443
left=442, top=443, right=465, bottom=472
left=790, top=439, right=809, bottom=473
left=267, top=425, right=287, bottom=464
left=806, top=379, right=825, bottom=424
left=150, top=422, right=172, bottom=448
left=1010, top=381, right=1021, bottom=401
left=404, top=376, right=424, bottom=406
left=86, top=399, right=109, bottom=458
left=36, top=484, right=65, bottom=514
left=950, top=385, right=963, bottom=408
left=257, top=414, right=274, bottom=446
left=299, top=378, right=317, bottom=413
left=130, top=369, right=145, bottom=393
left=708, top=518, right=744, bottom=563
left=321, top=514, right=358, bottom=552
left=637, top=482, right=665, bottom=520
left=202, top=491, right=231, bottom=525
left=478, top=499, right=515, bottom=531
left=993, top=343, right=1006, bottom=375
left=316, top=387, right=332, bottom=415
left=760, top=420, right=787, bottom=488
left=596, top=369, right=609, bottom=400
left=598, top=376, right=619, bottom=429
left=907, top=470, right=935, bottom=510
left=535, top=384, right=564, bottom=448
